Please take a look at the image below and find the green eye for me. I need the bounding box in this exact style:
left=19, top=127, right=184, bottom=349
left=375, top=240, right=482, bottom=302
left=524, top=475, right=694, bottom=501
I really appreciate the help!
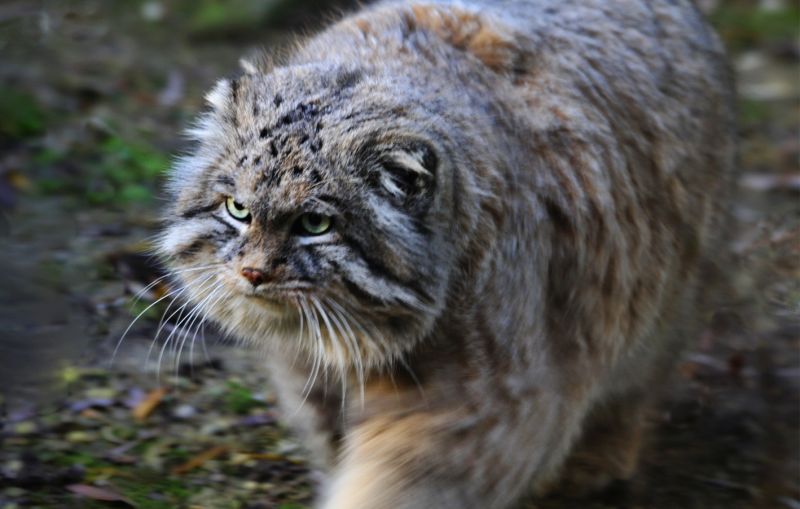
left=299, top=213, right=332, bottom=235
left=225, top=196, right=250, bottom=221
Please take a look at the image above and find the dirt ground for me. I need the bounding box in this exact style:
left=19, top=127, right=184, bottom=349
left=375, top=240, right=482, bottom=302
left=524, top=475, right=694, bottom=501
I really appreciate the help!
left=0, top=1, right=797, bottom=508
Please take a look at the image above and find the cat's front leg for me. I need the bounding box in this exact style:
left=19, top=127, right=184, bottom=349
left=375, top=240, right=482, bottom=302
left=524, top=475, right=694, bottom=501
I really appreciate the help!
left=318, top=381, right=592, bottom=509
left=266, top=353, right=344, bottom=470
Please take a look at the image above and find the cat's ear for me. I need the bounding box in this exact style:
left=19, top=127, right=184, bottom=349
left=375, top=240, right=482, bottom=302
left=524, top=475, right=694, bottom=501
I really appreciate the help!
left=184, top=79, right=234, bottom=141
left=239, top=51, right=274, bottom=75
left=204, top=78, right=234, bottom=111
left=376, top=142, right=438, bottom=213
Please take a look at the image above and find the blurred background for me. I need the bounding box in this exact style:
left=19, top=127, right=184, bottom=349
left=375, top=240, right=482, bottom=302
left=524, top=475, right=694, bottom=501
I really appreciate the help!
left=0, top=0, right=797, bottom=508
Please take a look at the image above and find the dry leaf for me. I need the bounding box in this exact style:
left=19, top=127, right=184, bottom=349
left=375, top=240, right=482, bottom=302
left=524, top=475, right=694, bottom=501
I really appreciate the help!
left=171, top=445, right=228, bottom=475
left=132, top=387, right=168, bottom=422
left=242, top=452, right=284, bottom=461
left=66, top=484, right=134, bottom=505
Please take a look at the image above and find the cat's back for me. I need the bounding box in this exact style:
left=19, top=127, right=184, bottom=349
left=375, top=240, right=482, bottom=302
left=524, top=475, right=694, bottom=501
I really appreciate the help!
left=300, top=0, right=734, bottom=172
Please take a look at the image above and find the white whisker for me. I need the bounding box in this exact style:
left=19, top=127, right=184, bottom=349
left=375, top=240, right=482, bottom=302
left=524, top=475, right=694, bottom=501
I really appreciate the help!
left=150, top=272, right=219, bottom=381
left=311, top=296, right=347, bottom=412
left=293, top=296, right=322, bottom=415
left=289, top=297, right=306, bottom=371
left=111, top=284, right=184, bottom=367
left=175, top=280, right=225, bottom=376
left=129, top=263, right=222, bottom=307
left=399, top=356, right=427, bottom=404
left=325, top=297, right=365, bottom=409
left=145, top=271, right=218, bottom=369
left=188, top=286, right=231, bottom=374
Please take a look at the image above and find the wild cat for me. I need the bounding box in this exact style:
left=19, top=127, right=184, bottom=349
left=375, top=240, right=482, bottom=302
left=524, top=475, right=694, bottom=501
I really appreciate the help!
left=156, top=0, right=735, bottom=507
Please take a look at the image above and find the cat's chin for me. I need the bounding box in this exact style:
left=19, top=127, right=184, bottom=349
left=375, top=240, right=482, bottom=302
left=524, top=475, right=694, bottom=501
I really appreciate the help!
left=244, top=293, right=295, bottom=317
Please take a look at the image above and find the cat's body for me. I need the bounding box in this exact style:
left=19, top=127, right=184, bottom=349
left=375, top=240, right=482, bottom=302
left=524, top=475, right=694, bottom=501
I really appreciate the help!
left=158, top=1, right=735, bottom=507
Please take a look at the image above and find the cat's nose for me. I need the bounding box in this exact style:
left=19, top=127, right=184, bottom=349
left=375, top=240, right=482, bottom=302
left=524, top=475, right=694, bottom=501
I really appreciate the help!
left=240, top=267, right=266, bottom=287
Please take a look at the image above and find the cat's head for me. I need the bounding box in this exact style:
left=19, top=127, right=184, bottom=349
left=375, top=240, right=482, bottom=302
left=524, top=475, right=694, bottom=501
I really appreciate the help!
left=158, top=63, right=463, bottom=370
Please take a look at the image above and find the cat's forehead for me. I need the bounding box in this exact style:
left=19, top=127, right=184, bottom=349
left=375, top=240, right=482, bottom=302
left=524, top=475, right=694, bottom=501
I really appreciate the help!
left=193, top=63, right=430, bottom=208
left=199, top=66, right=369, bottom=207
left=242, top=64, right=364, bottom=116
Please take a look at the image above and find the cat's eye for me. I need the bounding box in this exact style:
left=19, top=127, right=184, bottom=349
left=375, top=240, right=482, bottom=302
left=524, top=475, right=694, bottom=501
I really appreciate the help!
left=225, top=197, right=250, bottom=221
left=297, top=213, right=332, bottom=236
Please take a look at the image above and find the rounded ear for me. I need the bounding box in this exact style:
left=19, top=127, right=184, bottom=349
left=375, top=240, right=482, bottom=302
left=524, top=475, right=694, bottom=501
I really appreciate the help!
left=374, top=142, right=438, bottom=213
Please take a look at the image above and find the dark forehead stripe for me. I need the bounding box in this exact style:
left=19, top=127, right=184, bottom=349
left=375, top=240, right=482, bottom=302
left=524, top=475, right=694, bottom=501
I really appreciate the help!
left=264, top=167, right=283, bottom=187
left=230, top=78, right=239, bottom=104
left=217, top=175, right=235, bottom=186
left=229, top=79, right=240, bottom=129
left=181, top=202, right=219, bottom=219
left=259, top=100, right=330, bottom=139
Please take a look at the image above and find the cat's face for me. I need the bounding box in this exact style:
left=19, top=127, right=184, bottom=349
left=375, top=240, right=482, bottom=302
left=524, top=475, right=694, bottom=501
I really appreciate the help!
left=158, top=64, right=456, bottom=369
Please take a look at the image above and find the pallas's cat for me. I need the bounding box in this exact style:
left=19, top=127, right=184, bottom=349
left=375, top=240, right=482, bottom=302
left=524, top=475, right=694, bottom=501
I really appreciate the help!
left=157, top=1, right=734, bottom=507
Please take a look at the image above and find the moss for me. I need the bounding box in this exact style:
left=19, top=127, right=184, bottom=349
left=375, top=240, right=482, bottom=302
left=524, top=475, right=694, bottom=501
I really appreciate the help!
left=710, top=5, right=800, bottom=51
left=113, top=474, right=191, bottom=509
left=738, top=98, right=773, bottom=127
left=36, top=135, right=168, bottom=205
left=186, top=0, right=278, bottom=35
left=223, top=380, right=266, bottom=415
left=86, top=136, right=168, bottom=204
left=0, top=87, right=46, bottom=139
left=51, top=452, right=110, bottom=470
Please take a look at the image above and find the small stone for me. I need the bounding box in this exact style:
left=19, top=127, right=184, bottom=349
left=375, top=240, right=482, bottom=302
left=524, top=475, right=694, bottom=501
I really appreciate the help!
left=65, top=430, right=94, bottom=443
left=85, top=387, right=117, bottom=400
left=173, top=404, right=197, bottom=419
left=2, top=459, right=23, bottom=477
left=13, top=421, right=36, bottom=435
left=229, top=453, right=253, bottom=466
left=141, top=1, right=165, bottom=22
left=4, top=487, right=26, bottom=497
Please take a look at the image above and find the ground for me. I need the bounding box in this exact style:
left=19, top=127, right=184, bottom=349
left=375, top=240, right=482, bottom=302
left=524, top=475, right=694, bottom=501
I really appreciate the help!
left=0, top=1, right=797, bottom=508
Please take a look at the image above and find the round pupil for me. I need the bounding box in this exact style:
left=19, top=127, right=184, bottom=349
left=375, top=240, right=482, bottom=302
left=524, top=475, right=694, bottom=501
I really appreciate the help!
left=306, top=214, right=322, bottom=227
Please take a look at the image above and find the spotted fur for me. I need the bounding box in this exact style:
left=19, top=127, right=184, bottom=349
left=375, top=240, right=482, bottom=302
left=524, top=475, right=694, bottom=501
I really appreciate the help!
left=158, top=1, right=735, bottom=507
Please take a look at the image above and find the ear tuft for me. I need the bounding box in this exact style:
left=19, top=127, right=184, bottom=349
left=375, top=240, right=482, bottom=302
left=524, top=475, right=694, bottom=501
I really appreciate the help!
left=205, top=79, right=232, bottom=110
left=239, top=58, right=259, bottom=75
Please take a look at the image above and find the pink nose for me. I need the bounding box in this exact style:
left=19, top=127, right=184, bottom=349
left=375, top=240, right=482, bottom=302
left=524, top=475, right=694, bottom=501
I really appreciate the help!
left=240, top=267, right=266, bottom=287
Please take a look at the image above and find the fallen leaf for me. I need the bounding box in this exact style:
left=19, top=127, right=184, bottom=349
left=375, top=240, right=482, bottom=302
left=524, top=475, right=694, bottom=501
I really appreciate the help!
left=241, top=452, right=284, bottom=461
left=132, top=387, right=167, bottom=421
left=171, top=445, right=228, bottom=475
left=66, top=484, right=134, bottom=505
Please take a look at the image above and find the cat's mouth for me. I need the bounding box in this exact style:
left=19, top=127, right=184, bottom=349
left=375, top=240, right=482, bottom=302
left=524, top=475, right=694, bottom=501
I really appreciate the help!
left=244, top=283, right=315, bottom=308
left=220, top=271, right=316, bottom=314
